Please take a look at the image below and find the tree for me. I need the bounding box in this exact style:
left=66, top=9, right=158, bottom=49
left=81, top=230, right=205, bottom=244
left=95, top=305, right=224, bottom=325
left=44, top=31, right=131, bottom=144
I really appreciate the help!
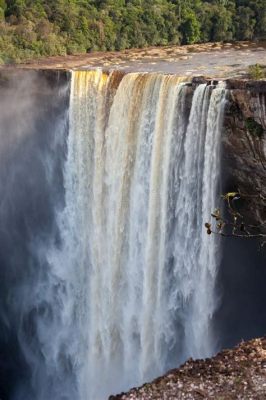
left=5, top=0, right=26, bottom=18
left=205, top=191, right=266, bottom=247
left=209, top=5, right=234, bottom=41
left=0, top=0, right=6, bottom=21
left=180, top=9, right=200, bottom=44
left=205, top=113, right=266, bottom=247
left=235, top=6, right=256, bottom=40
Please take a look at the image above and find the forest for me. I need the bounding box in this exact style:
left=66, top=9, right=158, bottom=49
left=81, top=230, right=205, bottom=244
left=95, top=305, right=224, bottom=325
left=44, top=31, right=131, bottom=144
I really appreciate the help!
left=0, top=0, right=265, bottom=64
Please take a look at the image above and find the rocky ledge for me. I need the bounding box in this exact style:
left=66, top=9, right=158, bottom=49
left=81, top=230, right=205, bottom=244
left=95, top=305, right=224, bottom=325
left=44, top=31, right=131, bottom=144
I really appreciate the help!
left=1, top=41, right=265, bottom=79
left=109, top=337, right=266, bottom=400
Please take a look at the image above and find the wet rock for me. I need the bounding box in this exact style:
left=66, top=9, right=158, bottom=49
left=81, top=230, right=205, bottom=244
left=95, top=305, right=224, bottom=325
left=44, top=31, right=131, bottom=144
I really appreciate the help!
left=222, top=86, right=266, bottom=226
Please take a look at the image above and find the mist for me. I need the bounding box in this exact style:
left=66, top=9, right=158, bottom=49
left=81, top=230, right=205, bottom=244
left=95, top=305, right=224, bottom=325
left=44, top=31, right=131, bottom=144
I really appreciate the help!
left=0, top=70, right=69, bottom=399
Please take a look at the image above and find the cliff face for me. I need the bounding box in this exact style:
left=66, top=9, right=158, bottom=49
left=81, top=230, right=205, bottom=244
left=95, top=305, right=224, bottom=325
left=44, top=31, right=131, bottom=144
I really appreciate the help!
left=188, top=76, right=266, bottom=227
left=213, top=80, right=266, bottom=361
left=222, top=80, right=266, bottom=226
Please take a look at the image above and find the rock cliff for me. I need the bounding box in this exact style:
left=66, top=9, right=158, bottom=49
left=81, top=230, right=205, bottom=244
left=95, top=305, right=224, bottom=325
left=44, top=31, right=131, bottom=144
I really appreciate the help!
left=223, top=80, right=266, bottom=227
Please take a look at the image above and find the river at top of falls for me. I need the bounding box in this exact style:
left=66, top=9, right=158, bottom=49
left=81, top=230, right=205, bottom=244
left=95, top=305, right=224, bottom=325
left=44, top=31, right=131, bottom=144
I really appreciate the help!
left=22, top=70, right=227, bottom=400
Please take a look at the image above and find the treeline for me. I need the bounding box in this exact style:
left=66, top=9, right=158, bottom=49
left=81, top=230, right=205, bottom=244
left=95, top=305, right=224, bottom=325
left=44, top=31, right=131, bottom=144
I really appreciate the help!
left=0, top=0, right=265, bottom=64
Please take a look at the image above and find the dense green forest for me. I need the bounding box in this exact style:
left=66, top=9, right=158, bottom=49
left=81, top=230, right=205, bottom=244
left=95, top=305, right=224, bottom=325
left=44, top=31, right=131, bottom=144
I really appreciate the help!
left=0, top=0, right=265, bottom=64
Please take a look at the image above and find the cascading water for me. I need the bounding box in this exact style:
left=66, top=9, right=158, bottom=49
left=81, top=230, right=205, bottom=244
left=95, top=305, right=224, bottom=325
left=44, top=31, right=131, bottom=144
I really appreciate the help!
left=39, top=70, right=227, bottom=400
left=0, top=70, right=227, bottom=400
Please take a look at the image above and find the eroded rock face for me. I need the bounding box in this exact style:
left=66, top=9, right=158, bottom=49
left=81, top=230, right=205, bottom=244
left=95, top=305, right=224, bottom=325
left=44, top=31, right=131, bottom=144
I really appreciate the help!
left=222, top=81, right=266, bottom=226
left=213, top=80, right=266, bottom=362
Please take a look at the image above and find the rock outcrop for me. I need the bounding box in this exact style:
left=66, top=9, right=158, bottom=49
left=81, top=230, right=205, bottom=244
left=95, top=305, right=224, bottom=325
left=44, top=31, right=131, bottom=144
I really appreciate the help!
left=222, top=80, right=266, bottom=227
left=109, top=337, right=266, bottom=399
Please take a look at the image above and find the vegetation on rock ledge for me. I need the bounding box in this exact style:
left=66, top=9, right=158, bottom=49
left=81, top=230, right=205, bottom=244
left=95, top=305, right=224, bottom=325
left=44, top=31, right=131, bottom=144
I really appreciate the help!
left=0, top=0, right=265, bottom=64
left=248, top=64, right=266, bottom=80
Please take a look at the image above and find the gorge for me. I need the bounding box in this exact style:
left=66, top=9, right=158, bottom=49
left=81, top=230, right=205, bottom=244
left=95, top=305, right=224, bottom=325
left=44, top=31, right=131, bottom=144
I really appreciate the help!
left=0, top=66, right=265, bottom=400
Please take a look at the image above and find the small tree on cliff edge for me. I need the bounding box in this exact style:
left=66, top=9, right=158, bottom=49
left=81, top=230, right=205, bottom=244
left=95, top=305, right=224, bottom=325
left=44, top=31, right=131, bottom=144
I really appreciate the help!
left=205, top=191, right=266, bottom=248
left=205, top=114, right=266, bottom=248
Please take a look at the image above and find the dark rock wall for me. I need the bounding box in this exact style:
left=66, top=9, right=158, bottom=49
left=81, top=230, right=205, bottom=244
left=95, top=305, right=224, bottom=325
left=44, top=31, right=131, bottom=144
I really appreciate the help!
left=223, top=83, right=266, bottom=223
left=214, top=81, right=266, bottom=350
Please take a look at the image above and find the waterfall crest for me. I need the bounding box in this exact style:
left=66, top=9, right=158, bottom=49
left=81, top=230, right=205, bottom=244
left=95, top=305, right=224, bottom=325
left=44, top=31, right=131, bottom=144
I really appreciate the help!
left=46, top=70, right=226, bottom=400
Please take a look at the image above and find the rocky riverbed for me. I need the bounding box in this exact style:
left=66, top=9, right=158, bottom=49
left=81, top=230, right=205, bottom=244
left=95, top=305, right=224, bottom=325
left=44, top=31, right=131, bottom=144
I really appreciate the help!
left=109, top=337, right=266, bottom=399
left=1, top=41, right=266, bottom=78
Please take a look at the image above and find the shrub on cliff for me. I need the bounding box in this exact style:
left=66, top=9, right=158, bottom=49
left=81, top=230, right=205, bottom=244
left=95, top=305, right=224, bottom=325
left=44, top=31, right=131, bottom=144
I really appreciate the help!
left=248, top=64, right=266, bottom=80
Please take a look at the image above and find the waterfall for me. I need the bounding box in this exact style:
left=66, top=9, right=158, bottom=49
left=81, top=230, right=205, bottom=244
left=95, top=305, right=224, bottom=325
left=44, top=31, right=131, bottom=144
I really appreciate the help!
left=41, top=70, right=226, bottom=400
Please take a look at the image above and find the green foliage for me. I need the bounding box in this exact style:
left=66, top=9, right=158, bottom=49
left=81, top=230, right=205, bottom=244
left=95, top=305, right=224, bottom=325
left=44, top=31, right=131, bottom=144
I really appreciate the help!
left=248, top=64, right=266, bottom=80
left=180, top=9, right=200, bottom=44
left=235, top=6, right=256, bottom=40
left=0, top=0, right=265, bottom=64
left=245, top=117, right=264, bottom=138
